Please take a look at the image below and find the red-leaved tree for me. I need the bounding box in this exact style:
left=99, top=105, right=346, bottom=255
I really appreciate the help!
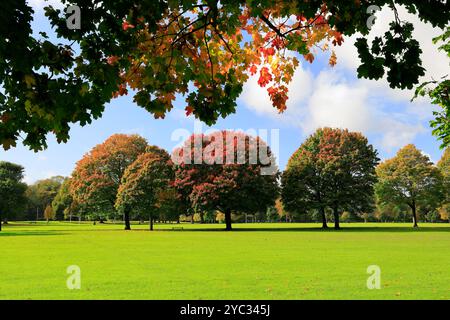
left=173, top=131, right=279, bottom=231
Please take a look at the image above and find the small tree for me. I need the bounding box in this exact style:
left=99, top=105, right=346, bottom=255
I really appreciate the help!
left=44, top=205, right=55, bottom=223
left=116, top=146, right=178, bottom=231
left=376, top=144, right=444, bottom=228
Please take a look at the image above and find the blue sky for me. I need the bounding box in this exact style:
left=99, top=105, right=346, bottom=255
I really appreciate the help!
left=0, top=1, right=448, bottom=184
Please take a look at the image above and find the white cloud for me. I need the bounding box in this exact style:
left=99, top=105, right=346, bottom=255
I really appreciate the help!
left=240, top=5, right=447, bottom=153
left=27, top=0, right=63, bottom=10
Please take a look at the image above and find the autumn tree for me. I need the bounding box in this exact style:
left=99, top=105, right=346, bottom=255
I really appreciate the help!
left=116, top=146, right=179, bottom=231
left=70, top=134, right=148, bottom=229
left=174, top=131, right=279, bottom=231
left=1, top=1, right=449, bottom=151
left=43, top=205, right=55, bottom=223
left=0, top=161, right=27, bottom=230
left=282, top=128, right=379, bottom=229
left=376, top=144, right=444, bottom=228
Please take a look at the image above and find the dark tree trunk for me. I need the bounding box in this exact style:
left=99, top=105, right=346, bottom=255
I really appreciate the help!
left=124, top=210, right=131, bottom=230
left=225, top=209, right=232, bottom=231
left=319, top=206, right=328, bottom=229
left=177, top=217, right=180, bottom=224
left=411, top=202, right=418, bottom=228
left=200, top=212, right=204, bottom=224
left=99, top=218, right=105, bottom=224
left=333, top=206, right=340, bottom=230
left=149, top=216, right=154, bottom=231
left=191, top=215, right=194, bottom=224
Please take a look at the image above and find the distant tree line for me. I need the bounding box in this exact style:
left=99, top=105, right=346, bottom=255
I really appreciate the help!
left=0, top=128, right=448, bottom=231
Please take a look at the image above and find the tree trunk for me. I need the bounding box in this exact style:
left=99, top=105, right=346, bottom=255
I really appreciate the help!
left=177, top=216, right=180, bottom=224
left=333, top=206, right=340, bottom=230
left=191, top=215, right=194, bottom=224
left=0, top=212, right=2, bottom=231
left=149, top=216, right=154, bottom=231
left=124, top=210, right=131, bottom=230
left=320, top=206, right=328, bottom=229
left=225, top=209, right=232, bottom=231
left=411, top=202, right=419, bottom=228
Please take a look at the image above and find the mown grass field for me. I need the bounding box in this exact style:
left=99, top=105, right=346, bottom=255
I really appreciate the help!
left=1, top=222, right=449, bottom=300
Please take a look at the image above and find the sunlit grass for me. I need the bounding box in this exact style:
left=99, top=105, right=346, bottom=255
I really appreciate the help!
left=1, top=222, right=449, bottom=299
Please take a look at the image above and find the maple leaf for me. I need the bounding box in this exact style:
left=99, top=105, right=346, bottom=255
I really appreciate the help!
left=258, top=67, right=272, bottom=87
left=107, top=56, right=119, bottom=65
left=304, top=53, right=315, bottom=63
left=122, top=21, right=135, bottom=31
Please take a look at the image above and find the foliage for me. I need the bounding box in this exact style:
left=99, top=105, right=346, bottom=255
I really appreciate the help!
left=1, top=1, right=449, bottom=150
left=375, top=144, right=444, bottom=227
left=413, top=28, right=450, bottom=148
left=0, top=161, right=27, bottom=228
left=173, top=130, right=279, bottom=230
left=43, top=204, right=55, bottom=221
left=70, top=134, right=148, bottom=224
left=282, top=128, right=379, bottom=229
left=26, top=176, right=65, bottom=220
left=51, top=178, right=74, bottom=220
left=115, top=146, right=179, bottom=230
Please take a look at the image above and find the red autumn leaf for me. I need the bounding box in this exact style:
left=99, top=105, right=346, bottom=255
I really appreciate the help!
left=258, top=67, right=272, bottom=87
left=122, top=21, right=135, bottom=31
left=106, top=56, right=119, bottom=65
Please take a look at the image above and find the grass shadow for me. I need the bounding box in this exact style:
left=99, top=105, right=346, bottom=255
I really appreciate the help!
left=0, top=230, right=68, bottom=237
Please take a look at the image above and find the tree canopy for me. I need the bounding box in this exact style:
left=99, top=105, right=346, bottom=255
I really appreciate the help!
left=1, top=1, right=449, bottom=151
left=282, top=128, right=379, bottom=229
left=375, top=144, right=444, bottom=227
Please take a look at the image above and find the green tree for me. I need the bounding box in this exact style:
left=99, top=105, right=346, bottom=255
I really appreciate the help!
left=51, top=178, right=74, bottom=220
left=0, top=161, right=27, bottom=230
left=437, top=147, right=450, bottom=222
left=376, top=144, right=444, bottom=228
left=115, top=146, right=177, bottom=231
left=282, top=128, right=379, bottom=229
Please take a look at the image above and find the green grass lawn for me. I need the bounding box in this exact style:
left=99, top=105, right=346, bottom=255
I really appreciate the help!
left=1, top=222, right=449, bottom=300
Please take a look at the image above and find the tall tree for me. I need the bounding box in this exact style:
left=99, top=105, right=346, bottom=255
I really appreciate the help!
left=376, top=144, right=444, bottom=228
left=282, top=128, right=379, bottom=229
left=1, top=1, right=449, bottom=151
left=0, top=161, right=27, bottom=230
left=70, top=134, right=148, bottom=230
left=174, top=131, right=279, bottom=231
left=116, top=146, right=179, bottom=231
